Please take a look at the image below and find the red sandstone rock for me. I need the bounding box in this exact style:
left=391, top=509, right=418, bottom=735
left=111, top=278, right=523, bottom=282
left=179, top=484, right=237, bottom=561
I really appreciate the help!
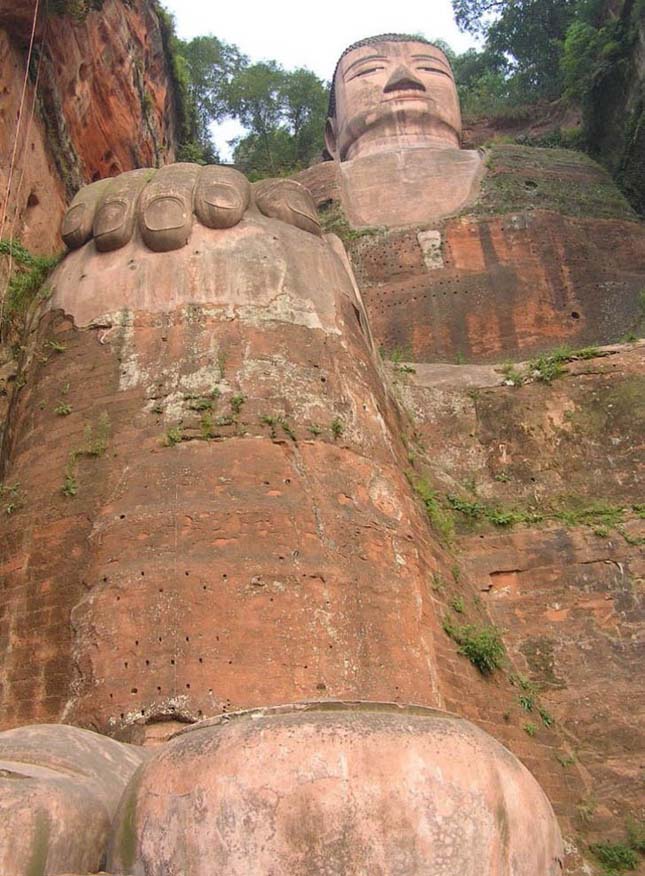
left=298, top=147, right=645, bottom=361
left=0, top=0, right=177, bottom=269
left=3, top=26, right=639, bottom=865
left=0, top=171, right=582, bottom=863
left=108, top=702, right=564, bottom=876
left=1, top=196, right=449, bottom=736
left=396, top=345, right=645, bottom=845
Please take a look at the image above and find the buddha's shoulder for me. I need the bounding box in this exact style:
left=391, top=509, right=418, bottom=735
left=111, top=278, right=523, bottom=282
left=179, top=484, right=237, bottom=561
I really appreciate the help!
left=468, top=143, right=638, bottom=221
left=294, top=144, right=638, bottom=226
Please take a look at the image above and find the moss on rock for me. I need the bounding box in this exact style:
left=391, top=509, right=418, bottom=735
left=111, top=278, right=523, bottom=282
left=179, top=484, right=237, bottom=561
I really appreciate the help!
left=472, top=144, right=638, bottom=221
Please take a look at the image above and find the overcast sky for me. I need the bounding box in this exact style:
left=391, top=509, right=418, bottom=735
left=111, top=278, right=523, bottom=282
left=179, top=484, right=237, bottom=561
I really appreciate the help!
left=161, top=0, right=477, bottom=158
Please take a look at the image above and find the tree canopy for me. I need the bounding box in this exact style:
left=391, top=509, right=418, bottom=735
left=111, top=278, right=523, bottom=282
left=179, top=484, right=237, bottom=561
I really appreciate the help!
left=155, top=9, right=327, bottom=177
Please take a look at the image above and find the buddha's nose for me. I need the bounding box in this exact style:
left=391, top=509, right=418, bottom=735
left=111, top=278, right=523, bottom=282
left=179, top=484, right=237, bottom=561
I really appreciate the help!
left=383, top=65, right=426, bottom=94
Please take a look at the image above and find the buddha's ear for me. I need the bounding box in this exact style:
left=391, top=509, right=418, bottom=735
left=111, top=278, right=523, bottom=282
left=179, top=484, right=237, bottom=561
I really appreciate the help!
left=324, top=118, right=338, bottom=160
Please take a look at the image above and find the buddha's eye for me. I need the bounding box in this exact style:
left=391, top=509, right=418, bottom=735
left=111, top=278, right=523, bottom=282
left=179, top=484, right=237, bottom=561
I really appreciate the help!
left=349, top=66, right=384, bottom=81
left=416, top=66, right=451, bottom=78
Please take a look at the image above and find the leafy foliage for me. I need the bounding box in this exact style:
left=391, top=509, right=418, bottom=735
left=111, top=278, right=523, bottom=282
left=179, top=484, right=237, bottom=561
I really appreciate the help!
left=443, top=618, right=506, bottom=673
left=0, top=240, right=61, bottom=337
left=154, top=7, right=234, bottom=163
left=153, top=5, right=326, bottom=177
left=48, top=0, right=104, bottom=21
left=451, top=0, right=644, bottom=212
left=453, top=0, right=580, bottom=101
left=589, top=842, right=638, bottom=871
left=626, top=818, right=645, bottom=853
left=227, top=64, right=327, bottom=178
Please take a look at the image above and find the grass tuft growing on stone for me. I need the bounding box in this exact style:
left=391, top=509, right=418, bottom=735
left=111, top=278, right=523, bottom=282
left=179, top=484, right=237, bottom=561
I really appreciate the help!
left=589, top=842, right=638, bottom=871
left=0, top=482, right=24, bottom=514
left=163, top=426, right=183, bottom=447
left=408, top=476, right=455, bottom=543
left=443, top=617, right=506, bottom=674
left=318, top=202, right=382, bottom=245
left=626, top=818, right=645, bottom=852
left=502, top=345, right=602, bottom=387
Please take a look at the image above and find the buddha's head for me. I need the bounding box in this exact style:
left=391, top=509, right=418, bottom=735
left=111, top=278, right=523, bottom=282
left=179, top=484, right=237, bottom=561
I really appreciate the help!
left=325, top=34, right=462, bottom=162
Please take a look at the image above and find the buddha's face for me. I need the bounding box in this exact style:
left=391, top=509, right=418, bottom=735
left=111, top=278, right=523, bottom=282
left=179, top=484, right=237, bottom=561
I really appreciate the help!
left=326, top=40, right=462, bottom=161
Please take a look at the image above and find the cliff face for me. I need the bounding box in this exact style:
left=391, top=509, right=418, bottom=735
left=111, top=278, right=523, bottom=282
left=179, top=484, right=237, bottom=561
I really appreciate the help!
left=297, top=146, right=645, bottom=870
left=0, top=0, right=178, bottom=262
left=584, top=0, right=645, bottom=214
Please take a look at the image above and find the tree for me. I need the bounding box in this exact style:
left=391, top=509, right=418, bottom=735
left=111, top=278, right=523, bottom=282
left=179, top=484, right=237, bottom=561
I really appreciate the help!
left=173, top=35, right=246, bottom=163
left=179, top=36, right=247, bottom=127
left=227, top=64, right=327, bottom=177
left=451, top=47, right=511, bottom=115
left=279, top=69, right=328, bottom=167
left=225, top=61, right=286, bottom=174
left=154, top=6, right=327, bottom=177
left=452, top=0, right=580, bottom=99
left=452, top=0, right=508, bottom=34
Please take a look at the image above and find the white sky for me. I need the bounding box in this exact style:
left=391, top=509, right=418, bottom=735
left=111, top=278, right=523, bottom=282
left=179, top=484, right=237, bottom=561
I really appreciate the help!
left=161, top=0, right=477, bottom=158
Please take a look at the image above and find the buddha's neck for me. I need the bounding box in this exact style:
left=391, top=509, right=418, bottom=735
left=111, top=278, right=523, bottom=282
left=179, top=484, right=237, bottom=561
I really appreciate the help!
left=342, top=130, right=460, bottom=162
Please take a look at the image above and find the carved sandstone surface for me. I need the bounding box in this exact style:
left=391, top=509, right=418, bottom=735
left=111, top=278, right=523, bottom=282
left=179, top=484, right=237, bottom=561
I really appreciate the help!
left=0, top=171, right=454, bottom=736
left=322, top=36, right=483, bottom=227
left=108, top=703, right=564, bottom=876
left=299, top=145, right=645, bottom=361
left=0, top=0, right=176, bottom=262
left=0, top=723, right=144, bottom=876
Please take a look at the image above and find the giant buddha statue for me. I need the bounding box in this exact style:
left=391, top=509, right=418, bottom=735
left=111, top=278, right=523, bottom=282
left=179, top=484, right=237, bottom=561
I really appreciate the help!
left=320, top=34, right=484, bottom=227
left=0, top=163, right=565, bottom=873
left=8, top=30, right=633, bottom=876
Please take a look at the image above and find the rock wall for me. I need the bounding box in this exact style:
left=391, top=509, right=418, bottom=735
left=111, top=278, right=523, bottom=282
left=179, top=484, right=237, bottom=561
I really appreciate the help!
left=394, top=343, right=644, bottom=859
left=0, top=212, right=585, bottom=866
left=299, top=145, right=645, bottom=363
left=296, top=146, right=645, bottom=867
left=0, top=0, right=178, bottom=263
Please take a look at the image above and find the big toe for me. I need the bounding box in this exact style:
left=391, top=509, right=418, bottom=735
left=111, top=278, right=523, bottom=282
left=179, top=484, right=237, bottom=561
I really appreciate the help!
left=195, top=166, right=250, bottom=229
left=139, top=163, right=200, bottom=252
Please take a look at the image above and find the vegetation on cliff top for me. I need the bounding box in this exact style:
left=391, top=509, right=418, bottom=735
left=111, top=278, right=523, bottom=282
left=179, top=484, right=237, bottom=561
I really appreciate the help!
left=473, top=144, right=637, bottom=220
left=48, top=0, right=104, bottom=21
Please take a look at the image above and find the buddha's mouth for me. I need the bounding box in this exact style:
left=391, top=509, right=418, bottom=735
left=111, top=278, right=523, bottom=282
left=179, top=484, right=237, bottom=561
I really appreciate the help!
left=381, top=92, right=432, bottom=103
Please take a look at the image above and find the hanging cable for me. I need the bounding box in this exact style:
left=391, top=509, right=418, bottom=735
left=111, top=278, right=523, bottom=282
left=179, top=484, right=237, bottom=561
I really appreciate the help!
left=0, top=0, right=44, bottom=333
left=0, top=0, right=42, bottom=243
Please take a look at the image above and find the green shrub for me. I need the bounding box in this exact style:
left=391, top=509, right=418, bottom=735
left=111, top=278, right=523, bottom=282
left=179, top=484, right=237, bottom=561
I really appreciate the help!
left=443, top=619, right=506, bottom=674
left=330, top=417, right=344, bottom=440
left=409, top=477, right=455, bottom=543
left=0, top=239, right=62, bottom=326
left=451, top=596, right=466, bottom=614
left=589, top=842, right=638, bottom=871
left=164, top=426, right=183, bottom=447
left=626, top=818, right=645, bottom=852
left=48, top=0, right=104, bottom=21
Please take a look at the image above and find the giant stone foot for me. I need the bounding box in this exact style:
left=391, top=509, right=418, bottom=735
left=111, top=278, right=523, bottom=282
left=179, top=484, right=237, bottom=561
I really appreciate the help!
left=0, top=724, right=144, bottom=876
left=60, top=163, right=321, bottom=254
